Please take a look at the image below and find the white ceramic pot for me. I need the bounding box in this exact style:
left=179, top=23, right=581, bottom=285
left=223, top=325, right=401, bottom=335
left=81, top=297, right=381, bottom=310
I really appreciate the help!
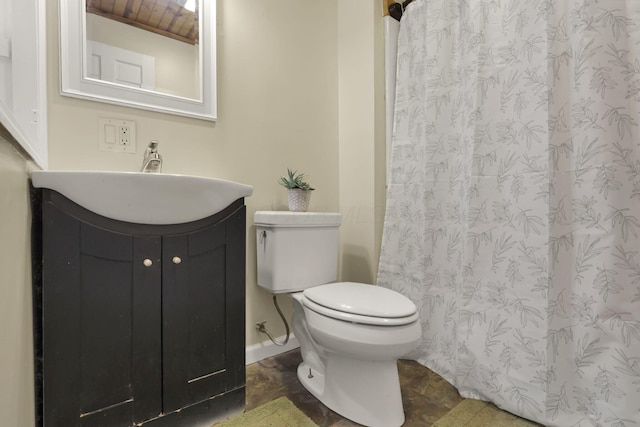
left=288, top=189, right=312, bottom=212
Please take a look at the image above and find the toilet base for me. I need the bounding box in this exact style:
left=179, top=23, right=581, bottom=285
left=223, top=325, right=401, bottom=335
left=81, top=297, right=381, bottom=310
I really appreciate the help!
left=297, top=356, right=405, bottom=427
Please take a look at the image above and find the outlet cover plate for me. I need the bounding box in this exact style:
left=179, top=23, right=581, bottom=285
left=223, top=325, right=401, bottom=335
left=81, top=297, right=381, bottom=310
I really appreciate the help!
left=98, top=117, right=136, bottom=153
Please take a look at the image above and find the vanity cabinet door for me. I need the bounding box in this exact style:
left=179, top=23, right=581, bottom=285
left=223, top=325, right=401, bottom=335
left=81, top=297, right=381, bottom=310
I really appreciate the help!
left=36, top=191, right=246, bottom=427
left=41, top=202, right=162, bottom=427
left=161, top=207, right=246, bottom=412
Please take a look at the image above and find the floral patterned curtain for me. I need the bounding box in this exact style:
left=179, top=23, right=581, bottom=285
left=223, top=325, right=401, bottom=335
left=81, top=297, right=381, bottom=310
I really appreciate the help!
left=378, top=0, right=640, bottom=425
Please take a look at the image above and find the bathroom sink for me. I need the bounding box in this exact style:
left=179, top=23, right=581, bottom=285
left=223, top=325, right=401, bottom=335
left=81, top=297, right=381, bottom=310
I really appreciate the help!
left=31, top=170, right=253, bottom=224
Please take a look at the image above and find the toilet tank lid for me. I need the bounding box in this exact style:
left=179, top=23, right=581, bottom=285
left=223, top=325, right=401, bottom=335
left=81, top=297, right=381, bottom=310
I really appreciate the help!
left=254, top=211, right=341, bottom=227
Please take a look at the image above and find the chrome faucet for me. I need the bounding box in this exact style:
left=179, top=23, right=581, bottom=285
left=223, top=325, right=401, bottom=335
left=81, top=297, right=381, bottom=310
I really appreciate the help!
left=140, top=140, right=162, bottom=173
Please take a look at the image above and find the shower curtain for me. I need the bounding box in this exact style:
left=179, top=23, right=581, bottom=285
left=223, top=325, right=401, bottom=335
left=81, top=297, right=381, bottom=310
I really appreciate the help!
left=378, top=1, right=640, bottom=426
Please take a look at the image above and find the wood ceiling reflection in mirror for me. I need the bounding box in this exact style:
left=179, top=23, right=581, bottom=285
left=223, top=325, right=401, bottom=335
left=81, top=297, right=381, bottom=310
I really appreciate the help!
left=86, top=0, right=199, bottom=45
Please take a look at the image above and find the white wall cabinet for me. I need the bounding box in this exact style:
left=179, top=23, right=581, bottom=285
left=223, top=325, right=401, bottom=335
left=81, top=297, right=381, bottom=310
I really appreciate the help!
left=0, top=0, right=47, bottom=168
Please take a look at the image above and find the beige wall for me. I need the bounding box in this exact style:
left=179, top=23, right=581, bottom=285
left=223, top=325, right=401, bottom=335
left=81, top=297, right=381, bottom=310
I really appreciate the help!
left=0, top=129, right=35, bottom=427
left=0, top=1, right=385, bottom=425
left=48, top=0, right=345, bottom=346
left=338, top=0, right=386, bottom=284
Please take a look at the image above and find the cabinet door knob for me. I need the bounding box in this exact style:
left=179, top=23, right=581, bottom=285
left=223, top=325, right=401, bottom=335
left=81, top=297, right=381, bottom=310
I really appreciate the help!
left=172, top=256, right=182, bottom=264
left=143, top=259, right=153, bottom=267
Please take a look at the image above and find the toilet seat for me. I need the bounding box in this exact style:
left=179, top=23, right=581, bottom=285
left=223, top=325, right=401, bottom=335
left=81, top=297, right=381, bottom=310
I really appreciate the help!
left=301, top=282, right=419, bottom=326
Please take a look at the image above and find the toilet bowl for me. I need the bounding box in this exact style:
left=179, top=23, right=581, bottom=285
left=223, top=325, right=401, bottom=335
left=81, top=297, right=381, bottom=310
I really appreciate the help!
left=294, top=283, right=421, bottom=427
left=254, top=212, right=421, bottom=427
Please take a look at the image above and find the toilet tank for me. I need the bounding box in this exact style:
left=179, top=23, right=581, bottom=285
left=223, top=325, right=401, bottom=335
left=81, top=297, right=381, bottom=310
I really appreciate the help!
left=254, top=211, right=341, bottom=294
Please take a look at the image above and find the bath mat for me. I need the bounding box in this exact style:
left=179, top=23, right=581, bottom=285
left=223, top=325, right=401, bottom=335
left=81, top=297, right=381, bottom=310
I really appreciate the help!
left=212, top=396, right=317, bottom=427
left=433, top=398, right=541, bottom=427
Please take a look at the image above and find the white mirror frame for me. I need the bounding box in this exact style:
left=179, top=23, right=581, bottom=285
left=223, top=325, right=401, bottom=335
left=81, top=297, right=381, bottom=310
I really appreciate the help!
left=59, top=0, right=216, bottom=121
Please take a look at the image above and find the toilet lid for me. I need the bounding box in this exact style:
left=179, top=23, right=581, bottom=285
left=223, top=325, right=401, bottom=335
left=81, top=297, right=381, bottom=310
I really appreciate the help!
left=302, top=282, right=418, bottom=325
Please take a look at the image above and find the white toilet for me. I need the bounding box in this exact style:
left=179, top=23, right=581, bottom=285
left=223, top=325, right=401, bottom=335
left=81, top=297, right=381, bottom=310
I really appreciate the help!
left=254, top=211, right=421, bottom=427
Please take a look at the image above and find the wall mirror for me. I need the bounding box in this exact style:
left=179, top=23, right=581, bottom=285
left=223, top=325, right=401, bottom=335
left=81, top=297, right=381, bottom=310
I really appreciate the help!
left=60, top=0, right=216, bottom=121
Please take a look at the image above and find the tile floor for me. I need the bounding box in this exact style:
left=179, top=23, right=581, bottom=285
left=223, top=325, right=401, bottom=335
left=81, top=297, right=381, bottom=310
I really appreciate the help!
left=245, top=349, right=534, bottom=427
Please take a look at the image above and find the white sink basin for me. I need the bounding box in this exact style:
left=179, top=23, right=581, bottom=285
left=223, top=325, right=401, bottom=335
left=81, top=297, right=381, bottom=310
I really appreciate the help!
left=31, top=170, right=253, bottom=225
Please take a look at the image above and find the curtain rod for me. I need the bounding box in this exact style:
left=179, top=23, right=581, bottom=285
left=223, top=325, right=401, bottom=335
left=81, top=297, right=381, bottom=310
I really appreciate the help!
left=388, top=0, right=414, bottom=21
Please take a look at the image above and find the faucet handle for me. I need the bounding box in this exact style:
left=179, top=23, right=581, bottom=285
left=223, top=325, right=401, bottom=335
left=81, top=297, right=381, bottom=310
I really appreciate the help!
left=140, top=140, right=162, bottom=173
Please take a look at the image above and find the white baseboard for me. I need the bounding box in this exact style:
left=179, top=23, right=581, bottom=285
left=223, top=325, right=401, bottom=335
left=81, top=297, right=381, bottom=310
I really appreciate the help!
left=245, top=334, right=300, bottom=365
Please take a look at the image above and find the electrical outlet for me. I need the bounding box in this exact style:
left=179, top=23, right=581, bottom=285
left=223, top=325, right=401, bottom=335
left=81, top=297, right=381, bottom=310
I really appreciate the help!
left=119, top=126, right=130, bottom=146
left=98, top=117, right=136, bottom=153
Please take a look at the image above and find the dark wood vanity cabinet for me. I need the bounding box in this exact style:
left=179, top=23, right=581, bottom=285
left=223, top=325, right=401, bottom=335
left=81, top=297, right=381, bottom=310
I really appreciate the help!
left=32, top=189, right=246, bottom=427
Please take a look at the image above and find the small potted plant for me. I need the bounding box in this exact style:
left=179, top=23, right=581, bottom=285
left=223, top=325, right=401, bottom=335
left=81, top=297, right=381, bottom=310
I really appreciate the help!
left=279, top=168, right=315, bottom=212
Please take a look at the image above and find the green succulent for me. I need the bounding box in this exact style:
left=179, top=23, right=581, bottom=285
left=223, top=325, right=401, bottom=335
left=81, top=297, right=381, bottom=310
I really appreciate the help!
left=279, top=168, right=315, bottom=191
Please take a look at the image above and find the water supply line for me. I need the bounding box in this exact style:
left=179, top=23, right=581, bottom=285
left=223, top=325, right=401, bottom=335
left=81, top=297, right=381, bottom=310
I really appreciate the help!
left=256, top=295, right=290, bottom=347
